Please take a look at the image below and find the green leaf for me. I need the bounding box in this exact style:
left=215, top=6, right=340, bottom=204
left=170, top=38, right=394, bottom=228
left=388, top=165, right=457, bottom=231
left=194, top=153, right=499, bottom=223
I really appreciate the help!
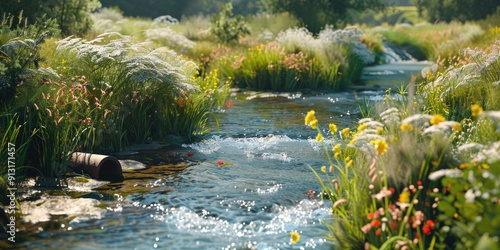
left=438, top=200, right=456, bottom=217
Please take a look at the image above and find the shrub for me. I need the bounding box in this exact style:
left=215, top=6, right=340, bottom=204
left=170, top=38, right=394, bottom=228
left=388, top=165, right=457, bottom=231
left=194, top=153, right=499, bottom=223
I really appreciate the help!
left=210, top=3, right=250, bottom=45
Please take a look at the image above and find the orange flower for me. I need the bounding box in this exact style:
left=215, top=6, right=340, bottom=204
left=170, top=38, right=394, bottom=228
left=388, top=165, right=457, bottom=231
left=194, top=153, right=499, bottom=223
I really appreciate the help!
left=372, top=219, right=381, bottom=227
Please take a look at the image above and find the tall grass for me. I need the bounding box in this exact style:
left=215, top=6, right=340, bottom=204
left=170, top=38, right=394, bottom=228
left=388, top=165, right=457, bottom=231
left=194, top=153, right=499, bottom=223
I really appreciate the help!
left=419, top=40, right=500, bottom=121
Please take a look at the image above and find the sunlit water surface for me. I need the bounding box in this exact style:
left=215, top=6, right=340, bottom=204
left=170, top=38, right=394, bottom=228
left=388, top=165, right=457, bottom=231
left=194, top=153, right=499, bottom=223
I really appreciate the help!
left=22, top=89, right=391, bottom=250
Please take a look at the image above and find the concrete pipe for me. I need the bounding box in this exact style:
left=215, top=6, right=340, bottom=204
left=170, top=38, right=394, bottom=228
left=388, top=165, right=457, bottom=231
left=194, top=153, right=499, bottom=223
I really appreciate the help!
left=70, top=152, right=124, bottom=182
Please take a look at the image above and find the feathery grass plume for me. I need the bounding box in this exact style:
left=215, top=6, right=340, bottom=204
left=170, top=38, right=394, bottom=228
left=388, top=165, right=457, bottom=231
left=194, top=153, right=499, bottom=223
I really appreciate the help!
left=419, top=40, right=500, bottom=121
left=144, top=27, right=195, bottom=52
left=52, top=31, right=222, bottom=146
left=318, top=26, right=376, bottom=65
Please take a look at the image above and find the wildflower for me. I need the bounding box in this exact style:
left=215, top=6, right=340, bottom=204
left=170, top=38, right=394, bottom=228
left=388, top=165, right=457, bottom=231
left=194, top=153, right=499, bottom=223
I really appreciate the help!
left=451, top=122, right=462, bottom=131
left=422, top=225, right=432, bottom=235
left=357, top=123, right=368, bottom=132
left=367, top=213, right=374, bottom=220
left=430, top=114, right=445, bottom=125
left=310, top=119, right=318, bottom=129
left=315, top=133, right=323, bottom=142
left=428, top=169, right=462, bottom=180
left=187, top=151, right=195, bottom=157
left=471, top=104, right=483, bottom=117
left=217, top=160, right=224, bottom=166
left=375, top=228, right=382, bottom=236
left=305, top=110, right=317, bottom=126
left=290, top=231, right=300, bottom=244
left=329, top=123, right=338, bottom=134
left=398, top=189, right=411, bottom=204
left=361, top=223, right=372, bottom=234
left=372, top=219, right=381, bottom=227
left=321, top=166, right=326, bottom=173
left=372, top=188, right=393, bottom=201
left=346, top=159, right=353, bottom=167
left=370, top=139, right=388, bottom=155
left=400, top=123, right=414, bottom=132
left=333, top=144, right=341, bottom=153
left=376, top=127, right=384, bottom=134
left=341, top=128, right=350, bottom=137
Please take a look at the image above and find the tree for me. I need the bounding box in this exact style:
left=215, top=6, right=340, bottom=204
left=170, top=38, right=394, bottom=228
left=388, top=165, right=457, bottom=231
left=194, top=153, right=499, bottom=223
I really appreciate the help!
left=261, top=0, right=387, bottom=34
left=413, top=0, right=500, bottom=23
left=0, top=0, right=101, bottom=36
left=210, top=3, right=250, bottom=44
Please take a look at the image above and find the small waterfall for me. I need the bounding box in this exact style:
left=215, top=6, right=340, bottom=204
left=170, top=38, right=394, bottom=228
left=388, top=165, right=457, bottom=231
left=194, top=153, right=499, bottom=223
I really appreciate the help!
left=382, top=42, right=417, bottom=63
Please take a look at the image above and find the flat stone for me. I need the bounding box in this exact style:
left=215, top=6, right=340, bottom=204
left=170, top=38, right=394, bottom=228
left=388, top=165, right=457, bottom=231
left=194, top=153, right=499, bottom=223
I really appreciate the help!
left=119, top=159, right=147, bottom=170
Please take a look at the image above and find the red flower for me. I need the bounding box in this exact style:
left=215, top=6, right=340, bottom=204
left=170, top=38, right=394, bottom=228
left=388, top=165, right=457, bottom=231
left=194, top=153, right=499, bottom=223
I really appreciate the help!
left=217, top=160, right=224, bottom=165
left=187, top=151, right=195, bottom=157
left=422, top=225, right=432, bottom=235
left=425, top=219, right=435, bottom=229
left=372, top=219, right=381, bottom=227
left=417, top=180, right=423, bottom=186
left=389, top=187, right=395, bottom=194
left=226, top=99, right=233, bottom=108
left=367, top=213, right=374, bottom=220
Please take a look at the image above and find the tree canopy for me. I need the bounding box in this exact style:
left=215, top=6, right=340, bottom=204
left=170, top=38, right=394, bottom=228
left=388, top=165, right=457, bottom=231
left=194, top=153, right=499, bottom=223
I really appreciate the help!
left=0, top=0, right=101, bottom=36
left=413, top=0, right=500, bottom=23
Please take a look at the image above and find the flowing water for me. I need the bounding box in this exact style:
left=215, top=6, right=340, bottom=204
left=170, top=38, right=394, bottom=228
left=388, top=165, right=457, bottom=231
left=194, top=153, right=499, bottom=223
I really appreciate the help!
left=18, top=62, right=429, bottom=250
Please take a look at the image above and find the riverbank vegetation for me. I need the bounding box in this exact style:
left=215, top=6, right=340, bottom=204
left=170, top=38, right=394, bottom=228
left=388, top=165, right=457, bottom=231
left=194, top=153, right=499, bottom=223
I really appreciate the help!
left=1, top=0, right=500, bottom=247
left=307, top=36, right=500, bottom=250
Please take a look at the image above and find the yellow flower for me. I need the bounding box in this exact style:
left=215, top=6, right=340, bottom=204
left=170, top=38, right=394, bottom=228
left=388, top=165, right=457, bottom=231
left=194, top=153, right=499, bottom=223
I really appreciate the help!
left=370, top=139, right=388, bottom=155
left=398, top=189, right=411, bottom=204
left=452, top=122, right=462, bottom=131
left=400, top=123, right=414, bottom=132
left=334, top=152, right=341, bottom=159
left=376, top=127, right=384, bottom=134
left=310, top=119, right=318, bottom=129
left=329, top=123, right=338, bottom=134
left=430, top=114, right=445, bottom=125
left=357, top=123, right=368, bottom=132
left=333, top=144, right=342, bottom=153
left=290, top=231, right=300, bottom=244
left=321, top=166, right=327, bottom=173
left=471, top=104, right=483, bottom=117
left=341, top=128, right=350, bottom=137
left=316, top=133, right=323, bottom=142
left=346, top=159, right=353, bottom=167
left=305, top=110, right=316, bottom=125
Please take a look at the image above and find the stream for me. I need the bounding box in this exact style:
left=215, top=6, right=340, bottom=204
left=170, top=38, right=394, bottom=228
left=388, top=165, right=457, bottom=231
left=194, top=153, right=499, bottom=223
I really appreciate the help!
left=17, top=62, right=431, bottom=250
